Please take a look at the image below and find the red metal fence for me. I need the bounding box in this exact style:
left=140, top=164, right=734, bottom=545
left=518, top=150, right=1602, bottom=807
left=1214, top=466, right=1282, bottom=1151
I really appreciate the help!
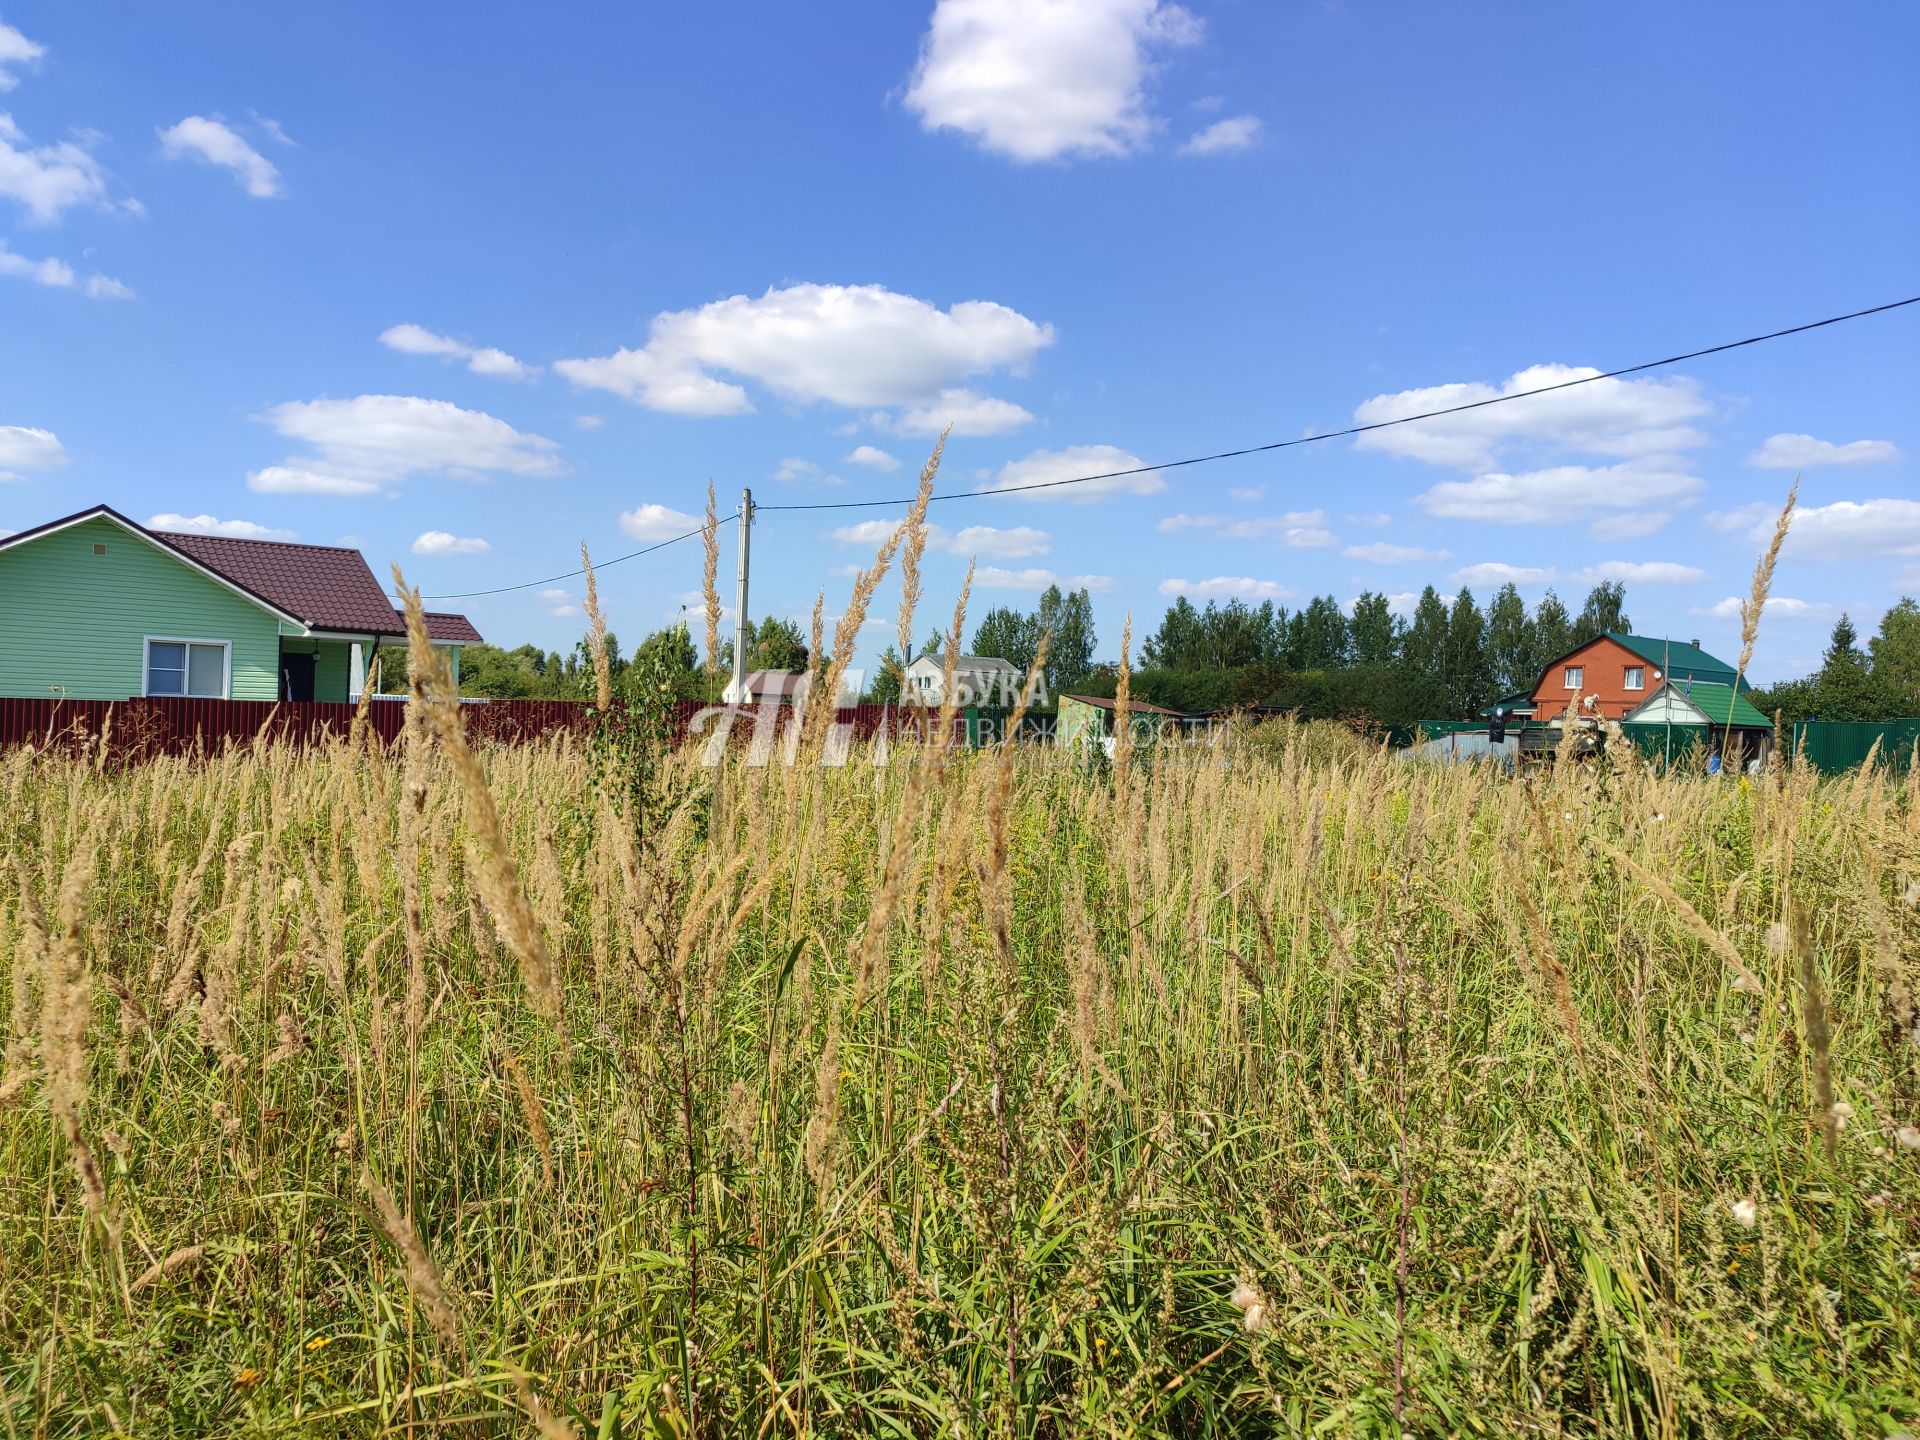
left=0, top=695, right=932, bottom=762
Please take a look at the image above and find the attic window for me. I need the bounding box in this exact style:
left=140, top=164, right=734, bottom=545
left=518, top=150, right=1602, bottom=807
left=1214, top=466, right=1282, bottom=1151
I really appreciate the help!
left=92, top=543, right=106, bottom=555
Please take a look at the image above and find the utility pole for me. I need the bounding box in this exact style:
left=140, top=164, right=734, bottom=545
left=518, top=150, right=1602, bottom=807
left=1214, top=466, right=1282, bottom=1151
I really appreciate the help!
left=722, top=486, right=754, bottom=703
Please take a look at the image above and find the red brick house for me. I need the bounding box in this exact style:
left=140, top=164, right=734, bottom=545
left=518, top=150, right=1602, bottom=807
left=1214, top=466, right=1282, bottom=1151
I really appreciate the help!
left=1526, top=632, right=1746, bottom=722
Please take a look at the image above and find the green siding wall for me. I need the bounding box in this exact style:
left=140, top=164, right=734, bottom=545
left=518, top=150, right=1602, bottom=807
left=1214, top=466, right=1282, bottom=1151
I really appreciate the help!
left=277, top=637, right=355, bottom=702
left=0, top=517, right=286, bottom=700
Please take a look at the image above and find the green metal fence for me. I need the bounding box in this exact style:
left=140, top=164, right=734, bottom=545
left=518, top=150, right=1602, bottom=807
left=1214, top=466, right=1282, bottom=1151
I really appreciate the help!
left=1784, top=719, right=1920, bottom=773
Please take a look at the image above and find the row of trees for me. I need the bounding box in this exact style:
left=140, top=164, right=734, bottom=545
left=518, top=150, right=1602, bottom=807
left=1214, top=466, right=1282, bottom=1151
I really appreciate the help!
left=1109, top=581, right=1632, bottom=721
left=1749, top=601, right=1920, bottom=722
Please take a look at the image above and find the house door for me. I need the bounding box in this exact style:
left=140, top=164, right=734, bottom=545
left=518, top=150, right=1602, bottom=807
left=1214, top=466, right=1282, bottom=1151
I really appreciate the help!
left=281, top=651, right=316, bottom=702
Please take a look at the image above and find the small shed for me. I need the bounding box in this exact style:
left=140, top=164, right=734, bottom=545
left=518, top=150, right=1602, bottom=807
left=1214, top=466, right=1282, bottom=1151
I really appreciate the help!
left=1623, top=681, right=1774, bottom=766
left=1056, top=693, right=1191, bottom=751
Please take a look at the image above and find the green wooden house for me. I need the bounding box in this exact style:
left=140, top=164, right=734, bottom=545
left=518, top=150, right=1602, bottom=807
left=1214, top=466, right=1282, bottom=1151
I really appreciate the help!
left=0, top=504, right=480, bottom=702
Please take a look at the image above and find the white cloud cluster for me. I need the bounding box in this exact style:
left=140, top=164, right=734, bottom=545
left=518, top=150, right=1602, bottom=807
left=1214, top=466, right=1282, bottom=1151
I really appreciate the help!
left=976, top=566, right=1112, bottom=591
left=0, top=238, right=132, bottom=298
left=1746, top=433, right=1900, bottom=470
left=1417, top=459, right=1704, bottom=537
left=0, top=111, right=127, bottom=223
left=1157, top=576, right=1294, bottom=600
left=1696, top=595, right=1832, bottom=621
left=1355, top=364, right=1710, bottom=471
left=247, top=394, right=563, bottom=497
left=1228, top=485, right=1266, bottom=502
left=980, top=445, right=1159, bottom=503
left=0, top=424, right=66, bottom=480
left=412, top=530, right=490, bottom=556
left=845, top=445, right=899, bottom=471
left=1448, top=558, right=1704, bottom=588
left=1707, top=497, right=1920, bottom=561
left=1179, top=115, right=1261, bottom=155
left=555, top=283, right=1051, bottom=435
left=540, top=586, right=578, bottom=618
left=0, top=21, right=46, bottom=91
left=158, top=115, right=282, bottom=198
left=1157, top=508, right=1335, bottom=546
left=904, top=0, right=1201, bottom=162
left=830, top=519, right=1052, bottom=561
left=147, top=512, right=297, bottom=541
left=1343, top=541, right=1449, bottom=564
left=380, top=323, right=537, bottom=380
left=618, top=502, right=701, bottom=542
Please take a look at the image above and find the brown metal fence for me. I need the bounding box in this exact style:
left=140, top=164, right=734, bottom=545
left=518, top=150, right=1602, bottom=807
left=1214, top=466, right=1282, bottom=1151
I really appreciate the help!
left=0, top=695, right=925, bottom=762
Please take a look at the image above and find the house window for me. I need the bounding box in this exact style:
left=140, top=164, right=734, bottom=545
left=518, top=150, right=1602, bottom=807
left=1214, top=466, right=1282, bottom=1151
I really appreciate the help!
left=1563, top=665, right=1584, bottom=690
left=1624, top=665, right=1645, bottom=690
left=145, top=639, right=228, bottom=698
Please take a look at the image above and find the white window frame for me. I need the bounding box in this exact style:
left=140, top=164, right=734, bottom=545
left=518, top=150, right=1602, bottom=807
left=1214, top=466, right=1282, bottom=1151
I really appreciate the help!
left=1623, top=665, right=1645, bottom=691
left=1563, top=665, right=1584, bottom=690
left=143, top=636, right=232, bottom=699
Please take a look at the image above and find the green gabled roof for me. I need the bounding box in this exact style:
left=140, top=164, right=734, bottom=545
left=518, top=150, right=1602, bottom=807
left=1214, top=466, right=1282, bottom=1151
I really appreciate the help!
left=1668, top=681, right=1771, bottom=729
left=1606, top=632, right=1748, bottom=688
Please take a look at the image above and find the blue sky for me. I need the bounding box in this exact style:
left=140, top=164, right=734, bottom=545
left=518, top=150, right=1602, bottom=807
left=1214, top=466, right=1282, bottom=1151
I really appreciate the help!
left=2, top=1, right=1915, bottom=682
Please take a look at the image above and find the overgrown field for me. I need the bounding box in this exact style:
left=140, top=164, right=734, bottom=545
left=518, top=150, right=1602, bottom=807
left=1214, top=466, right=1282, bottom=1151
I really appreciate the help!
left=3, top=725, right=1919, bottom=1437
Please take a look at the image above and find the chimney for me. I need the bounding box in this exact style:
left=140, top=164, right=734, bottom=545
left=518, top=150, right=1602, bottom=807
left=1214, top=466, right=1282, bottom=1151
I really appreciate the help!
left=1689, top=638, right=1699, bottom=649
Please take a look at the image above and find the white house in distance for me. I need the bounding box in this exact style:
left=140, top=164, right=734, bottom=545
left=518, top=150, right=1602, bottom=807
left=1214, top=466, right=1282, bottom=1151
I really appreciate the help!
left=901, top=653, right=1022, bottom=707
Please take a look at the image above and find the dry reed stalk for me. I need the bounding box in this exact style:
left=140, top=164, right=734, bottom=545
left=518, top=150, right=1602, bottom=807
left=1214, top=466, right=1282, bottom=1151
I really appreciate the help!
left=394, top=568, right=566, bottom=1033
left=702, top=478, right=723, bottom=694
left=895, top=430, right=947, bottom=663
left=364, top=1170, right=462, bottom=1346
left=1112, top=613, right=1134, bottom=781
left=1597, top=839, right=1766, bottom=994
left=806, top=518, right=911, bottom=762
left=1505, top=859, right=1586, bottom=1064
left=42, top=826, right=106, bottom=1215
left=502, top=1052, right=556, bottom=1188
left=581, top=543, right=612, bottom=710
left=129, top=1243, right=207, bottom=1293
left=1791, top=907, right=1836, bottom=1158
left=1, top=872, right=46, bottom=1105
left=931, top=562, right=975, bottom=755
left=1738, top=478, right=1798, bottom=680
left=852, top=759, right=932, bottom=1007
left=508, top=1364, right=582, bottom=1440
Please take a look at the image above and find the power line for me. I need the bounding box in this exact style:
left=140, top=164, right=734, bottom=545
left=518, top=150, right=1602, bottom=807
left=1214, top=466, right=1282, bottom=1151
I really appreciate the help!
left=420, top=293, right=1916, bottom=599
left=757, top=295, right=1919, bottom=513
left=419, top=514, right=735, bottom=600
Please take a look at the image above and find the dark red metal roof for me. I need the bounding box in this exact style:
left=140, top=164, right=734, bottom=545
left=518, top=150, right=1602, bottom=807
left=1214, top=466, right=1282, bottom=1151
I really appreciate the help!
left=413, top=610, right=484, bottom=644
left=160, top=531, right=412, bottom=635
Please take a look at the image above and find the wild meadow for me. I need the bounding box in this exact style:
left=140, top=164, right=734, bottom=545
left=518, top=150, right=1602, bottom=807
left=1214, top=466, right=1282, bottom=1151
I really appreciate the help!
left=4, top=689, right=1920, bottom=1436
left=4, top=472, right=1920, bottom=1438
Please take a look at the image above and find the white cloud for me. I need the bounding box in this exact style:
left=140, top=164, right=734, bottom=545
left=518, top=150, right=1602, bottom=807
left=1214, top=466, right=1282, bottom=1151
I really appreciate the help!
left=246, top=466, right=382, bottom=497
left=948, top=524, right=1050, bottom=559
left=1747, top=433, right=1901, bottom=470
left=573, top=414, right=605, bottom=430
left=904, top=0, right=1201, bottom=162
left=0, top=238, right=130, bottom=298
left=1417, top=459, right=1705, bottom=527
left=1450, top=563, right=1557, bottom=587
left=831, top=518, right=920, bottom=548
left=1346, top=511, right=1392, bottom=527
left=0, top=424, right=66, bottom=480
left=1228, top=485, right=1265, bottom=502
left=158, top=115, right=282, bottom=198
left=772, top=457, right=820, bottom=484
left=1157, top=576, right=1294, bottom=600
left=1709, top=497, right=1920, bottom=561
left=1696, top=595, right=1833, bottom=620
left=411, top=530, right=491, bottom=556
left=845, top=444, right=900, bottom=471
left=1571, top=560, right=1703, bottom=585
left=1355, top=364, right=1709, bottom=470
left=1343, top=541, right=1449, bottom=564
left=884, top=388, right=1036, bottom=436
left=1179, top=114, right=1261, bottom=155
left=976, top=565, right=1113, bottom=591
left=0, top=112, right=124, bottom=223
left=248, top=394, right=563, bottom=497
left=539, top=587, right=581, bottom=617
left=250, top=113, right=295, bottom=148
left=1588, top=510, right=1671, bottom=541
left=539, top=588, right=569, bottom=602
left=1156, top=508, right=1333, bottom=544
left=618, top=502, right=701, bottom=541
left=554, top=284, right=1051, bottom=434
left=146, top=512, right=296, bottom=541
left=980, top=444, right=1159, bottom=503
left=0, top=22, right=46, bottom=91
left=380, top=323, right=536, bottom=380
